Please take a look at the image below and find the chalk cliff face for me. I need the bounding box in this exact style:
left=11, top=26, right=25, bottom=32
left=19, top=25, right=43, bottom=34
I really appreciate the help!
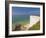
left=30, top=16, right=40, bottom=27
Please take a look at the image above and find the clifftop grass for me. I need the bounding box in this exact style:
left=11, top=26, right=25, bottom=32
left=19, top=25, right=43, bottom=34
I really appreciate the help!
left=29, top=21, right=40, bottom=30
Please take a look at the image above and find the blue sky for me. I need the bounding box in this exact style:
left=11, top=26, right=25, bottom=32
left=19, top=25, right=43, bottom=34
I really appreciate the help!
left=12, top=7, right=40, bottom=16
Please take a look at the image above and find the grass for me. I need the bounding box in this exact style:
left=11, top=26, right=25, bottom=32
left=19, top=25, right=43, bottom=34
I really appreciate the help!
left=28, top=21, right=40, bottom=30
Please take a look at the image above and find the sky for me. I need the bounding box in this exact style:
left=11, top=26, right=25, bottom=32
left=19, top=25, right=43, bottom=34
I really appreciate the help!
left=12, top=7, right=40, bottom=16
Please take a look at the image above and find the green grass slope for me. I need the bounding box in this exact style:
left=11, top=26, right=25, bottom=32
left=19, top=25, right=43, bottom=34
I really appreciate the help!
left=28, top=21, right=40, bottom=30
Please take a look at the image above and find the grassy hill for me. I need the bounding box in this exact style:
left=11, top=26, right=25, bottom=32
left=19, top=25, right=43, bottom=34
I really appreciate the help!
left=28, top=21, right=40, bottom=30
